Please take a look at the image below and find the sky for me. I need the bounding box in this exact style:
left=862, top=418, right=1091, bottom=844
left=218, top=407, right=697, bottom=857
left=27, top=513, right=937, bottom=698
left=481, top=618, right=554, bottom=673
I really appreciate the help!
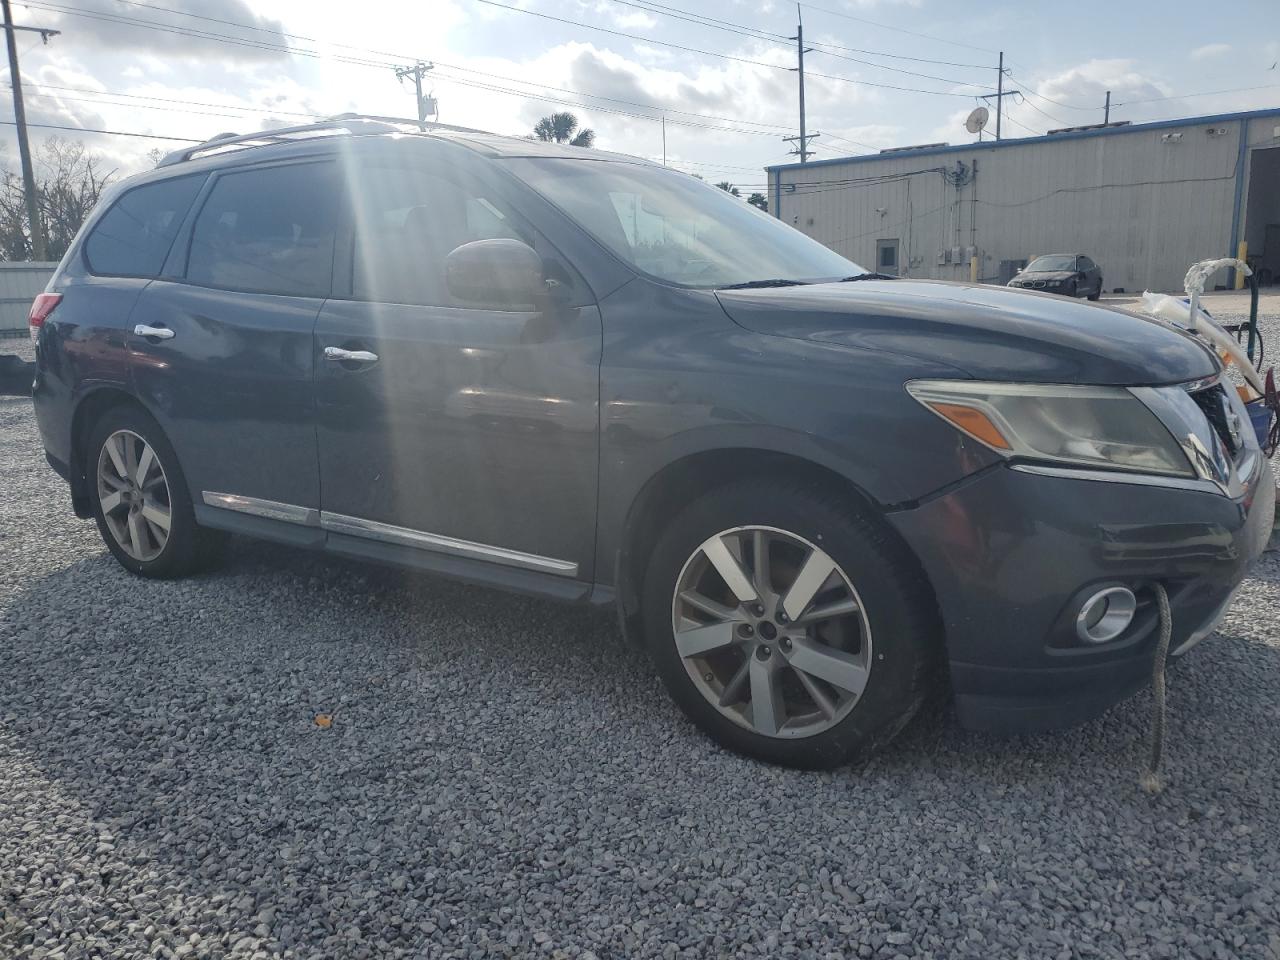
left=3, top=0, right=1280, bottom=192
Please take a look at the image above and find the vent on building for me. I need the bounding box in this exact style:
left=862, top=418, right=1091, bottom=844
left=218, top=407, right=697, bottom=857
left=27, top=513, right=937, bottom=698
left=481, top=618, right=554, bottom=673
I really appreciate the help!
left=1046, top=121, right=1131, bottom=135
left=1205, top=127, right=1228, bottom=136
left=1161, top=132, right=1183, bottom=143
left=880, top=142, right=949, bottom=154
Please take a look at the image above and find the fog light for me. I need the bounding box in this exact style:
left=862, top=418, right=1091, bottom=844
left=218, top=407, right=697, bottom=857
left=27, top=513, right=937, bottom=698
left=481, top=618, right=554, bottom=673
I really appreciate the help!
left=1075, top=586, right=1137, bottom=644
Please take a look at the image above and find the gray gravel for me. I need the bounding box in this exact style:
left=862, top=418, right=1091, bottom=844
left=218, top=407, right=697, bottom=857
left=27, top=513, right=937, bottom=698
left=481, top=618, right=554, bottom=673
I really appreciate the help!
left=2, top=392, right=1280, bottom=959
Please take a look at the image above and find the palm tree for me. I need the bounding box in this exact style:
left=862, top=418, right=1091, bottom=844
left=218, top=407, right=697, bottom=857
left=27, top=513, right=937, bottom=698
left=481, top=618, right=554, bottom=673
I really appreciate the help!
left=715, top=181, right=741, bottom=197
left=533, top=112, right=595, bottom=148
left=747, top=192, right=768, bottom=210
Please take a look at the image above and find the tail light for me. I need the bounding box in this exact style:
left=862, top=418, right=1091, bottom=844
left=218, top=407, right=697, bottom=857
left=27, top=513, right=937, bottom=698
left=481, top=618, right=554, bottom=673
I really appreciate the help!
left=28, top=292, right=61, bottom=343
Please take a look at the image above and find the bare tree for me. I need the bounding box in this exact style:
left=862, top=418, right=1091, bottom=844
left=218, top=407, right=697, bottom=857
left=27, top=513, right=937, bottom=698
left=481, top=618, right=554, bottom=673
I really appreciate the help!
left=0, top=138, right=116, bottom=261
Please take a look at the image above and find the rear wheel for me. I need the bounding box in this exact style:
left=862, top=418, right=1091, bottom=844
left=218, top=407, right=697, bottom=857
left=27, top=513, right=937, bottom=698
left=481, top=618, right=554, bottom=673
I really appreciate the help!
left=642, top=478, right=940, bottom=768
left=87, top=405, right=224, bottom=578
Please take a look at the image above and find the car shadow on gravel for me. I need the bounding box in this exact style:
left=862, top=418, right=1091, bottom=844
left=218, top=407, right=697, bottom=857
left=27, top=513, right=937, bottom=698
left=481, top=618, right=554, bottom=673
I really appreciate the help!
left=3, top=537, right=1279, bottom=955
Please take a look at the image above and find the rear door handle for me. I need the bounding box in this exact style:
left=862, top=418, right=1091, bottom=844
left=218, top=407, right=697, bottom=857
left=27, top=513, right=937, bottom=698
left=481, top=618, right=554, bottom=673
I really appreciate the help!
left=324, top=346, right=379, bottom=363
left=134, top=324, right=175, bottom=340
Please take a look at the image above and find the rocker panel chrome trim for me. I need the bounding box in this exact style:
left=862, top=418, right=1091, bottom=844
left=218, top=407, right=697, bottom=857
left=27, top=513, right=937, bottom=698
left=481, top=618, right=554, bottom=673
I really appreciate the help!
left=320, top=511, right=579, bottom=576
left=200, top=493, right=579, bottom=577
left=202, top=491, right=320, bottom=526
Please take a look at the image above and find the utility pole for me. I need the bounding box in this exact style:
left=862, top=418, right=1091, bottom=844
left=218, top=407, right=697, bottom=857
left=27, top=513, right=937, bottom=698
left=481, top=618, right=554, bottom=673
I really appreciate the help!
left=2, top=0, right=58, bottom=262
left=394, top=61, right=434, bottom=129
left=979, top=52, right=1015, bottom=142
left=661, top=114, right=666, bottom=166
left=784, top=6, right=819, bottom=163
left=1104, top=90, right=1111, bottom=124
left=995, top=51, right=1003, bottom=140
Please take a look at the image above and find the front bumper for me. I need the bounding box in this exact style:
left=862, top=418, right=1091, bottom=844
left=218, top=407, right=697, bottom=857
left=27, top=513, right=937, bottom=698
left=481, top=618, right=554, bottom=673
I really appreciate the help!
left=888, top=458, right=1275, bottom=734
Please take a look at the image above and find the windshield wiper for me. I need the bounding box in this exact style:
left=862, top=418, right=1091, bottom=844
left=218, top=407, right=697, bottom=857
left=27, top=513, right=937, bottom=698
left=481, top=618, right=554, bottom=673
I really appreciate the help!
left=839, top=272, right=896, bottom=282
left=717, top=278, right=810, bottom=290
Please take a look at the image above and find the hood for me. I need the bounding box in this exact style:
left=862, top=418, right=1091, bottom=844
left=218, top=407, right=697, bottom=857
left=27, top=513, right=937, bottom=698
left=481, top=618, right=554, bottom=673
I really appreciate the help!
left=715, top=279, right=1218, bottom=386
left=1013, top=270, right=1076, bottom=282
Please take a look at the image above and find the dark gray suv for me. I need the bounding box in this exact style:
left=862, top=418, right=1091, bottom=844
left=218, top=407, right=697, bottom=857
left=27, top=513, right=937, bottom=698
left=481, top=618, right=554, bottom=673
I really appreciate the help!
left=30, top=118, right=1274, bottom=768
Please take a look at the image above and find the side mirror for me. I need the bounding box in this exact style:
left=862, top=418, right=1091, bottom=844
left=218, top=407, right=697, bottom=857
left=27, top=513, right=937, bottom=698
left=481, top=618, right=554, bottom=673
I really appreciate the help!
left=446, top=239, right=546, bottom=308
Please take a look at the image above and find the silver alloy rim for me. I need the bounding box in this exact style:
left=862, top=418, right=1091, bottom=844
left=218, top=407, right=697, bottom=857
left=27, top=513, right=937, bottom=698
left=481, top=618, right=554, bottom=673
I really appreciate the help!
left=96, top=429, right=173, bottom=562
left=671, top=525, right=873, bottom=739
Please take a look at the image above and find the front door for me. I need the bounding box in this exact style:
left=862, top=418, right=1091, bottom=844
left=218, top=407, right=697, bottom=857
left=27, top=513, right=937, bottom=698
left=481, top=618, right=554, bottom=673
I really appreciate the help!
left=313, top=160, right=601, bottom=582
left=129, top=160, right=341, bottom=516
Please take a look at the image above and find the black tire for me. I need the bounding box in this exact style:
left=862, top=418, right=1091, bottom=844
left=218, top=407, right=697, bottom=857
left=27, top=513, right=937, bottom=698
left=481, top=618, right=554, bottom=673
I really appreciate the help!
left=86, top=404, right=225, bottom=578
left=641, top=477, right=941, bottom=769
left=1087, top=286, right=1101, bottom=301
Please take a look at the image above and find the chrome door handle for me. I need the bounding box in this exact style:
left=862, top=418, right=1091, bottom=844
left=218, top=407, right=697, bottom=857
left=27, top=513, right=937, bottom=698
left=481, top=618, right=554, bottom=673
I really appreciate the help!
left=134, top=324, right=175, bottom=340
left=324, top=346, right=379, bottom=363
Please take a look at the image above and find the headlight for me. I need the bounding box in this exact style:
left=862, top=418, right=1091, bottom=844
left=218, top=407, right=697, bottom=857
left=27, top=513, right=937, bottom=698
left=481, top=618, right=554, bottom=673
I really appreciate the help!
left=906, top=380, right=1194, bottom=477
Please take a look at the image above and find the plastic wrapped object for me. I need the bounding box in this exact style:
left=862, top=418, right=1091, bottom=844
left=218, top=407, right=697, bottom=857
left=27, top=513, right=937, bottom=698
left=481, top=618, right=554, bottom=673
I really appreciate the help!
left=1139, top=290, right=1266, bottom=395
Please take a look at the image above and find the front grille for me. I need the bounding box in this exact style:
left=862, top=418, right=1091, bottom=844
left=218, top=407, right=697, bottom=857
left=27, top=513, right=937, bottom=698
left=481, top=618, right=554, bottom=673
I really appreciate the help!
left=1189, top=383, right=1240, bottom=458
left=1030, top=280, right=1047, bottom=288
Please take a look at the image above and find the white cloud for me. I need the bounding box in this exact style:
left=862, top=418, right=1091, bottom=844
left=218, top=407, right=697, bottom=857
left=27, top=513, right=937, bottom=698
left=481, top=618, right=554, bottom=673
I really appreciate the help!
left=1191, top=43, right=1231, bottom=61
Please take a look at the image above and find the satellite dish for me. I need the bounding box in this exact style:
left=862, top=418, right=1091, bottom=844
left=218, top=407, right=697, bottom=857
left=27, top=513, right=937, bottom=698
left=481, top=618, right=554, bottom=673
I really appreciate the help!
left=965, top=107, right=990, bottom=135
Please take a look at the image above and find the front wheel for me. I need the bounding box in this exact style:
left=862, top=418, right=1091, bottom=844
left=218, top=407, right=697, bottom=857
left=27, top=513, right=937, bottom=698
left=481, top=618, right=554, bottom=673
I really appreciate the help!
left=642, top=478, right=940, bottom=768
left=87, top=404, right=224, bottom=578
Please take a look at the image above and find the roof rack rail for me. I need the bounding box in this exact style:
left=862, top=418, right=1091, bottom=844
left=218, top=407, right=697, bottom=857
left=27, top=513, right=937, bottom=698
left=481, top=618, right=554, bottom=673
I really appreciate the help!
left=155, top=116, right=410, bottom=168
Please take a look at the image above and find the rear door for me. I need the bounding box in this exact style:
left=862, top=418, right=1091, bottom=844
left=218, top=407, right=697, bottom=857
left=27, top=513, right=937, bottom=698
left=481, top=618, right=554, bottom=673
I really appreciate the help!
left=312, top=157, right=601, bottom=582
left=129, top=159, right=341, bottom=520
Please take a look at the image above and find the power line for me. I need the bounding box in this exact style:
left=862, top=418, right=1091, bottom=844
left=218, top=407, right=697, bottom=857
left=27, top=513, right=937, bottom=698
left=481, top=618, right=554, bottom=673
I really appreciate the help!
left=1114, top=83, right=1280, bottom=106
left=1010, top=93, right=1068, bottom=130
left=11, top=84, right=324, bottom=122
left=609, top=0, right=992, bottom=68
left=0, top=119, right=199, bottom=141
left=33, top=2, right=808, bottom=139
left=459, top=0, right=992, bottom=97
left=15, top=81, right=322, bottom=120
left=593, top=0, right=993, bottom=86
left=797, top=2, right=999, bottom=55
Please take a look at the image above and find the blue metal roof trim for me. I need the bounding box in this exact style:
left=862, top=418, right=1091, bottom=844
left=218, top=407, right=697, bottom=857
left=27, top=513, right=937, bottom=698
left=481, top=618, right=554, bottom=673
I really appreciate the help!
left=765, top=106, right=1280, bottom=174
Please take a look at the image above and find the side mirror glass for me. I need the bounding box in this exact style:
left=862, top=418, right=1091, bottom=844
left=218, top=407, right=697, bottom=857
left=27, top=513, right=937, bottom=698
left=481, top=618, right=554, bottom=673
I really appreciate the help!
left=446, top=239, right=546, bottom=308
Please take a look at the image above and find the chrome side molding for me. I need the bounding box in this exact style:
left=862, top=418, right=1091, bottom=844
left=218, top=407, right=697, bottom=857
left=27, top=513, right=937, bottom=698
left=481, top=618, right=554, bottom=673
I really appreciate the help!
left=319, top=512, right=578, bottom=576
left=201, top=491, right=578, bottom=577
left=202, top=491, right=320, bottom=526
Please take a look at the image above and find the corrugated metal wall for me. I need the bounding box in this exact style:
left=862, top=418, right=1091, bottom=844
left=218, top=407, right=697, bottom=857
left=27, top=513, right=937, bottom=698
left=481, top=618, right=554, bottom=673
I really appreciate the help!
left=0, top=262, right=56, bottom=337
left=770, top=114, right=1277, bottom=293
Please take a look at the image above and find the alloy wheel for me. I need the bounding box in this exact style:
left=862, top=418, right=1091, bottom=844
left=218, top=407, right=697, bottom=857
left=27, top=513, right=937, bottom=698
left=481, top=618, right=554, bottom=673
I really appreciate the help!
left=97, top=429, right=173, bottom=562
left=671, top=525, right=873, bottom=739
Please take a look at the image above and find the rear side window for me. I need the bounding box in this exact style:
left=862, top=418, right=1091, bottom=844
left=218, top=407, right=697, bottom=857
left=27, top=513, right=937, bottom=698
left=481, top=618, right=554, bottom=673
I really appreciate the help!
left=186, top=162, right=339, bottom=297
left=83, top=175, right=203, bottom=277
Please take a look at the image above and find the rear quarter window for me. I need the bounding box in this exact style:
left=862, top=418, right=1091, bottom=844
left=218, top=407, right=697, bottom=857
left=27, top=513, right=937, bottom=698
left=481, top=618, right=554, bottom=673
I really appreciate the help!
left=185, top=162, right=339, bottom=298
left=83, top=174, right=205, bottom=278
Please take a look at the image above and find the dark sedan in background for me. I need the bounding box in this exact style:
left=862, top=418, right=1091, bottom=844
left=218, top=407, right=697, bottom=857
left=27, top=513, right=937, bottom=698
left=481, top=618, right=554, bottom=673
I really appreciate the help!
left=1009, top=254, right=1104, bottom=300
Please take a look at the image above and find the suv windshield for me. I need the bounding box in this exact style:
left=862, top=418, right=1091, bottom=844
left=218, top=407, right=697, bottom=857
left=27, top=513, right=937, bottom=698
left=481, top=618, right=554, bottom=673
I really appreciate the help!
left=504, top=157, right=865, bottom=288
left=1025, top=255, right=1078, bottom=272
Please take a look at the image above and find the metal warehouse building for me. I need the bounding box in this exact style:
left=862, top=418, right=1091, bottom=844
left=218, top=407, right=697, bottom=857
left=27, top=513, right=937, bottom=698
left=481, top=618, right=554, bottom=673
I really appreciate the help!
left=766, top=107, right=1280, bottom=293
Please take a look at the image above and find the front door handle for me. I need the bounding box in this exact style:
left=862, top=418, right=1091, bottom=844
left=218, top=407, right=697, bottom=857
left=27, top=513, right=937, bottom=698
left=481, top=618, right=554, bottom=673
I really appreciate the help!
left=134, top=324, right=175, bottom=340
left=324, top=346, right=379, bottom=363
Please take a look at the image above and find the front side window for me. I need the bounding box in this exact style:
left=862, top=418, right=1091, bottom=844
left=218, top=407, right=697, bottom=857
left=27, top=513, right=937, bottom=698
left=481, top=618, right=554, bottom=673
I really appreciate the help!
left=347, top=166, right=534, bottom=308
left=186, top=163, right=339, bottom=297
left=84, top=175, right=204, bottom=277
left=505, top=157, right=865, bottom=288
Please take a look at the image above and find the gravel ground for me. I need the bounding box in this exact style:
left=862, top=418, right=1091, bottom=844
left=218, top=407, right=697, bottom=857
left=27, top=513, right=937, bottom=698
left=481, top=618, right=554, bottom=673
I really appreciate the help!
left=1, top=400, right=1279, bottom=959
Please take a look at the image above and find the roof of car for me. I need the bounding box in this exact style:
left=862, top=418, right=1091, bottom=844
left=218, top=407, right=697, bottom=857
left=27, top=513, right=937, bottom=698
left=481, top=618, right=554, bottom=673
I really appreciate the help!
left=154, top=116, right=654, bottom=171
